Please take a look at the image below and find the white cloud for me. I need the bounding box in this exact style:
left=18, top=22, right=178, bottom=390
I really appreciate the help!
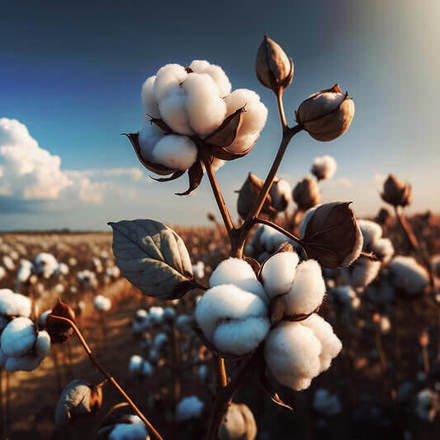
left=0, top=118, right=72, bottom=199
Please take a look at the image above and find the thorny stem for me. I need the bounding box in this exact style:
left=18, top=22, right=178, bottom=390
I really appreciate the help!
left=49, top=315, right=164, bottom=440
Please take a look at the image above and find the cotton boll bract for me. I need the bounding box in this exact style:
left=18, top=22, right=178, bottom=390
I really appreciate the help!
left=175, top=396, right=204, bottom=422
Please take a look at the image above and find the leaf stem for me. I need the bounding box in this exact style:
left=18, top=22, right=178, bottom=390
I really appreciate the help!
left=48, top=315, right=164, bottom=440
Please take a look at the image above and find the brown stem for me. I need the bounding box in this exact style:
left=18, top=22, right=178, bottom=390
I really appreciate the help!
left=0, top=368, right=4, bottom=438
left=49, top=315, right=164, bottom=440
left=394, top=206, right=419, bottom=252
left=254, top=217, right=302, bottom=247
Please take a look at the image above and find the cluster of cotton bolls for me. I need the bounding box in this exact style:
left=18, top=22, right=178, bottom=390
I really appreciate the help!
left=139, top=60, right=267, bottom=171
left=195, top=252, right=342, bottom=391
left=0, top=289, right=51, bottom=371
left=245, top=224, right=302, bottom=263
left=342, top=220, right=394, bottom=288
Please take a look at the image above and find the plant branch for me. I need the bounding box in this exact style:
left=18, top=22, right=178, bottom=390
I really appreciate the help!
left=394, top=206, right=419, bottom=252
left=254, top=217, right=302, bottom=246
left=48, top=315, right=164, bottom=440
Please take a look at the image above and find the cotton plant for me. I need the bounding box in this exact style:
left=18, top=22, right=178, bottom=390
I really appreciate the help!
left=34, top=252, right=58, bottom=279
left=100, top=35, right=358, bottom=440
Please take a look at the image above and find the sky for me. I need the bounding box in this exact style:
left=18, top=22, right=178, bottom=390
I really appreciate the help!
left=0, top=0, right=439, bottom=230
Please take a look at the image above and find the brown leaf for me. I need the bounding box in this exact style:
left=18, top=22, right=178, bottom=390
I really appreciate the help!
left=204, top=107, right=244, bottom=148
left=175, top=159, right=204, bottom=196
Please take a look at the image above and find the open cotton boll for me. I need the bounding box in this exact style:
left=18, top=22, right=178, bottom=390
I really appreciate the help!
left=176, top=396, right=204, bottom=422
left=311, top=155, right=337, bottom=181
left=227, top=132, right=260, bottom=154
left=34, top=253, right=58, bottom=279
left=388, top=256, right=429, bottom=295
left=342, top=259, right=381, bottom=288
left=195, top=285, right=269, bottom=355
left=1, top=317, right=37, bottom=357
left=233, top=279, right=268, bottom=305
left=189, top=60, right=231, bottom=97
left=302, top=314, right=342, bottom=372
left=220, top=403, right=257, bottom=440
left=152, top=135, right=197, bottom=170
left=154, top=64, right=188, bottom=102
left=269, top=179, right=292, bottom=212
left=94, top=295, right=111, bottom=312
left=16, top=260, right=33, bottom=284
left=141, top=75, right=160, bottom=118
left=284, top=260, right=326, bottom=316
left=148, top=306, right=164, bottom=324
left=264, top=322, right=322, bottom=391
left=138, top=123, right=165, bottom=163
left=154, top=332, right=168, bottom=349
left=313, top=389, right=342, bottom=416
left=0, top=288, right=32, bottom=318
left=2, top=256, right=15, bottom=271
left=182, top=73, right=226, bottom=136
left=261, top=252, right=299, bottom=298
left=176, top=314, right=192, bottom=330
left=108, top=416, right=149, bottom=440
left=209, top=258, right=257, bottom=288
left=158, top=86, right=194, bottom=135
left=358, top=220, right=383, bottom=249
left=371, top=238, right=394, bottom=264
left=224, top=89, right=268, bottom=136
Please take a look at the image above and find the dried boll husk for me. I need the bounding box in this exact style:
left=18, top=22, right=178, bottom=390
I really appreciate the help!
left=54, top=380, right=103, bottom=427
left=237, top=173, right=277, bottom=220
left=296, top=85, right=354, bottom=142
left=255, top=35, right=293, bottom=93
left=299, top=202, right=363, bottom=268
left=220, top=403, right=257, bottom=440
left=381, top=174, right=412, bottom=207
left=292, top=177, right=320, bottom=212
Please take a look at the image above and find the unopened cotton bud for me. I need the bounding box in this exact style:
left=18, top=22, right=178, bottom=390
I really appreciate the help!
left=255, top=35, right=293, bottom=92
left=296, top=84, right=354, bottom=142
left=292, top=177, right=320, bottom=212
left=45, top=299, right=76, bottom=344
left=261, top=252, right=299, bottom=298
left=311, top=155, right=337, bottom=181
left=381, top=174, right=412, bottom=207
left=55, top=380, right=102, bottom=427
left=152, top=135, right=197, bottom=171
left=264, top=322, right=321, bottom=391
left=299, top=202, right=363, bottom=268
left=220, top=403, right=257, bottom=440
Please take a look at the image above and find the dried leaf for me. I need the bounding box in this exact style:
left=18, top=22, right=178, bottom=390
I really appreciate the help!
left=204, top=107, right=244, bottom=148
left=176, top=159, right=204, bottom=196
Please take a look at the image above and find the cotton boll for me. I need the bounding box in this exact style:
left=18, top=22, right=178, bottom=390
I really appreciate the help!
left=209, top=258, right=257, bottom=288
left=195, top=285, right=269, bottom=355
left=269, top=179, right=292, bottom=212
left=2, top=256, right=15, bottom=271
left=176, top=314, right=192, bottom=331
left=181, top=73, right=226, bottom=136
left=0, top=289, right=32, bottom=318
left=220, top=403, right=257, bottom=440
left=34, top=253, right=58, bottom=279
left=264, top=322, right=322, bottom=391
left=189, top=60, right=231, bottom=97
left=138, top=123, right=164, bottom=163
left=152, top=135, right=197, bottom=170
left=224, top=89, right=268, bottom=136
left=213, top=316, right=270, bottom=356
left=148, top=306, right=165, bottom=324
left=192, top=261, right=205, bottom=280
left=56, top=262, right=69, bottom=276
left=162, top=307, right=176, bottom=322
left=233, top=279, right=268, bottom=305
left=108, top=416, right=149, bottom=440
left=358, top=220, right=383, bottom=249
left=154, top=333, right=168, bottom=350
left=154, top=64, right=188, bottom=102
left=342, top=259, right=381, bottom=288
left=176, top=396, right=204, bottom=421
left=158, top=86, right=194, bottom=135
left=285, top=260, right=326, bottom=316
left=371, top=238, right=394, bottom=264
left=141, top=75, right=160, bottom=118
left=93, top=295, right=111, bottom=312
left=302, top=314, right=342, bottom=372
left=311, top=156, right=337, bottom=181
left=16, top=260, right=33, bottom=284
left=313, top=389, right=342, bottom=416
left=261, top=252, right=299, bottom=298
left=388, top=256, right=429, bottom=295
left=1, top=317, right=37, bottom=357
left=198, top=364, right=209, bottom=383
left=227, top=132, right=260, bottom=154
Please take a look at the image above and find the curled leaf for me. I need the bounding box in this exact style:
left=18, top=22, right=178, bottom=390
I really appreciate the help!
left=176, top=159, right=204, bottom=196
left=109, top=219, right=195, bottom=300
left=204, top=107, right=244, bottom=148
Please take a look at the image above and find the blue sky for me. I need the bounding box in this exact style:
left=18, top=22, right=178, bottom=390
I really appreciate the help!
left=1, top=0, right=439, bottom=230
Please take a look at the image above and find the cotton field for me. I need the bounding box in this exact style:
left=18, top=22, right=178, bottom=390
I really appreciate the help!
left=1, top=8, right=440, bottom=440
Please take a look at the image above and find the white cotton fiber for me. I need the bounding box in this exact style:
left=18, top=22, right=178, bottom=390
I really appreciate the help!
left=302, top=314, right=342, bottom=372
left=176, top=396, right=204, bottom=421
left=152, top=135, right=197, bottom=170
left=261, top=252, right=299, bottom=298
left=227, top=132, right=259, bottom=154
left=388, top=256, right=429, bottom=295
left=182, top=73, right=226, bottom=136
left=34, top=253, right=58, bottom=279
left=1, top=317, right=36, bottom=357
left=358, top=220, right=383, bottom=249
left=0, top=288, right=32, bottom=318
left=224, top=89, right=268, bottom=137
left=209, top=258, right=257, bottom=288
left=269, top=179, right=292, bottom=211
left=109, top=416, right=149, bottom=440
left=371, top=238, right=394, bottom=264
left=311, top=155, right=337, bottom=180
left=16, top=260, right=33, bottom=284
left=189, top=60, right=231, bottom=97
left=285, top=260, right=325, bottom=315
left=158, top=86, right=194, bottom=135
left=342, top=259, right=381, bottom=288
left=154, top=64, right=188, bottom=102
left=264, top=322, right=322, bottom=391
left=93, top=295, right=111, bottom=312
left=141, top=75, right=160, bottom=118
left=138, top=123, right=164, bottom=162
left=213, top=316, right=270, bottom=356
left=233, top=278, right=269, bottom=304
